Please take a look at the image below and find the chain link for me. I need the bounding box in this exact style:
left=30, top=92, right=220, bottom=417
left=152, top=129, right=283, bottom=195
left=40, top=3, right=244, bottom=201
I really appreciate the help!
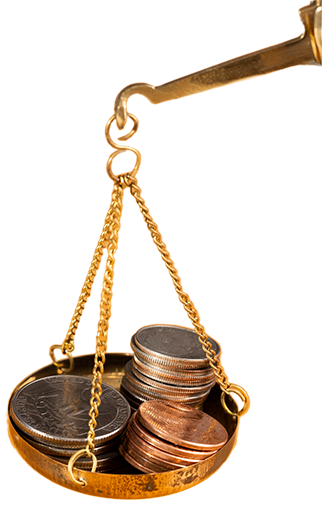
left=85, top=181, right=124, bottom=452
left=124, top=174, right=230, bottom=392
left=56, top=188, right=121, bottom=358
left=68, top=181, right=124, bottom=483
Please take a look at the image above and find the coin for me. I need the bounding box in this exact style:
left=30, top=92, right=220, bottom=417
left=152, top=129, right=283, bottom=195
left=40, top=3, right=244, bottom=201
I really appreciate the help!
left=124, top=360, right=211, bottom=398
left=122, top=431, right=184, bottom=471
left=10, top=375, right=131, bottom=449
left=125, top=423, right=198, bottom=467
left=130, top=412, right=215, bottom=460
left=12, top=421, right=125, bottom=457
left=137, top=400, right=228, bottom=451
left=51, top=448, right=127, bottom=472
left=119, top=443, right=161, bottom=474
left=133, top=324, right=221, bottom=370
left=122, top=372, right=208, bottom=408
left=132, top=355, right=216, bottom=387
left=131, top=360, right=215, bottom=394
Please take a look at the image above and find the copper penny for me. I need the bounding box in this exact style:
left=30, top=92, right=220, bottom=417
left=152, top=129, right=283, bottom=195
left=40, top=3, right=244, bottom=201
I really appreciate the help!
left=125, top=423, right=198, bottom=467
left=137, top=400, right=228, bottom=451
left=130, top=412, right=215, bottom=460
left=122, top=431, right=183, bottom=471
left=119, top=443, right=163, bottom=474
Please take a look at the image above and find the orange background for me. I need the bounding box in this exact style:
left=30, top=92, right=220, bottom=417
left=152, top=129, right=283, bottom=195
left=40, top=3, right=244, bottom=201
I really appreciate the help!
left=1, top=1, right=321, bottom=506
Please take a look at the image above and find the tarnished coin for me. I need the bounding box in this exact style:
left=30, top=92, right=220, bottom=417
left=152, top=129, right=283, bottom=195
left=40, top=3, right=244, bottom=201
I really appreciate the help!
left=10, top=375, right=131, bottom=448
left=130, top=412, right=215, bottom=460
left=133, top=324, right=221, bottom=369
left=137, top=400, right=228, bottom=451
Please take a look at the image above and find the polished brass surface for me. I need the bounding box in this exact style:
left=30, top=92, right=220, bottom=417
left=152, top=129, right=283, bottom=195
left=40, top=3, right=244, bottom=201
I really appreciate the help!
left=114, top=1, right=322, bottom=129
left=8, top=353, right=239, bottom=499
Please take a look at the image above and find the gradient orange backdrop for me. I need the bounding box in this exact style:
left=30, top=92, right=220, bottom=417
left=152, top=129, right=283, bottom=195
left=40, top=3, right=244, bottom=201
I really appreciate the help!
left=4, top=0, right=322, bottom=500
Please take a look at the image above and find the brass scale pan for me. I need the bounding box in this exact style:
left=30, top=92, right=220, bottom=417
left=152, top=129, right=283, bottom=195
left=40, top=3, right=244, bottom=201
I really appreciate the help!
left=7, top=353, right=238, bottom=500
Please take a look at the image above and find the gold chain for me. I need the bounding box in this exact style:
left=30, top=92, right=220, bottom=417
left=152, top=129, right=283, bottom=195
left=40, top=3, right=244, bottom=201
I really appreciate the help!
left=124, top=174, right=230, bottom=392
left=124, top=174, right=248, bottom=415
left=67, top=112, right=250, bottom=486
left=68, top=181, right=124, bottom=486
left=86, top=181, right=124, bottom=453
left=49, top=191, right=123, bottom=373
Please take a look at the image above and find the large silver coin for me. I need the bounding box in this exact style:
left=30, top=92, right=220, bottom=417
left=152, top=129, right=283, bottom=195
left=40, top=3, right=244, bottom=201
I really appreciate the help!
left=12, top=422, right=125, bottom=457
left=10, top=375, right=131, bottom=448
left=133, top=325, right=221, bottom=369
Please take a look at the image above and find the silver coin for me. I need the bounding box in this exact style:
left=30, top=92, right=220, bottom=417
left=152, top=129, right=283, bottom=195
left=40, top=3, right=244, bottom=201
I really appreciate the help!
left=122, top=371, right=209, bottom=407
left=132, top=355, right=216, bottom=388
left=10, top=375, right=131, bottom=448
left=51, top=448, right=127, bottom=472
left=133, top=325, right=221, bottom=369
left=131, top=360, right=214, bottom=395
left=12, top=421, right=125, bottom=457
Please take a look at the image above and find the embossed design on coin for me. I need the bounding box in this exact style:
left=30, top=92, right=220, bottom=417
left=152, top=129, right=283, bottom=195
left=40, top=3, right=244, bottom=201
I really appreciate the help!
left=10, top=375, right=131, bottom=448
left=134, top=324, right=221, bottom=366
left=138, top=400, right=228, bottom=451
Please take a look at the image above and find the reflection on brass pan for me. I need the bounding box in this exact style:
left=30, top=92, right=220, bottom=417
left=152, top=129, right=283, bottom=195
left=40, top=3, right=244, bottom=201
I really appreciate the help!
left=126, top=423, right=202, bottom=467
left=138, top=400, right=228, bottom=451
left=119, top=443, right=163, bottom=474
left=9, top=375, right=131, bottom=448
left=132, top=355, right=216, bottom=386
left=132, top=324, right=221, bottom=369
left=130, top=412, right=215, bottom=460
left=12, top=420, right=124, bottom=457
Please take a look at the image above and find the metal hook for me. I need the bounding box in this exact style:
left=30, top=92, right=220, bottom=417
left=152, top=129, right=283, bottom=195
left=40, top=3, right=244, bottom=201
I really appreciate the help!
left=115, top=1, right=322, bottom=129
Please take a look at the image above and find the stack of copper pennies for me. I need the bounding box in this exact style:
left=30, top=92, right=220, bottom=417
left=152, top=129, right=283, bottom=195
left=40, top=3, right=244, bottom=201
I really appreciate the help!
left=119, top=399, right=228, bottom=473
left=9, top=375, right=131, bottom=472
left=120, top=325, right=221, bottom=410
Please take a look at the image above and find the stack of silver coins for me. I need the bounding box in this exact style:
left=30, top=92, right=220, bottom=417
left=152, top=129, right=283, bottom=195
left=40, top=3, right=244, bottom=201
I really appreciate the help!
left=9, top=375, right=131, bottom=472
left=120, top=324, right=221, bottom=410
